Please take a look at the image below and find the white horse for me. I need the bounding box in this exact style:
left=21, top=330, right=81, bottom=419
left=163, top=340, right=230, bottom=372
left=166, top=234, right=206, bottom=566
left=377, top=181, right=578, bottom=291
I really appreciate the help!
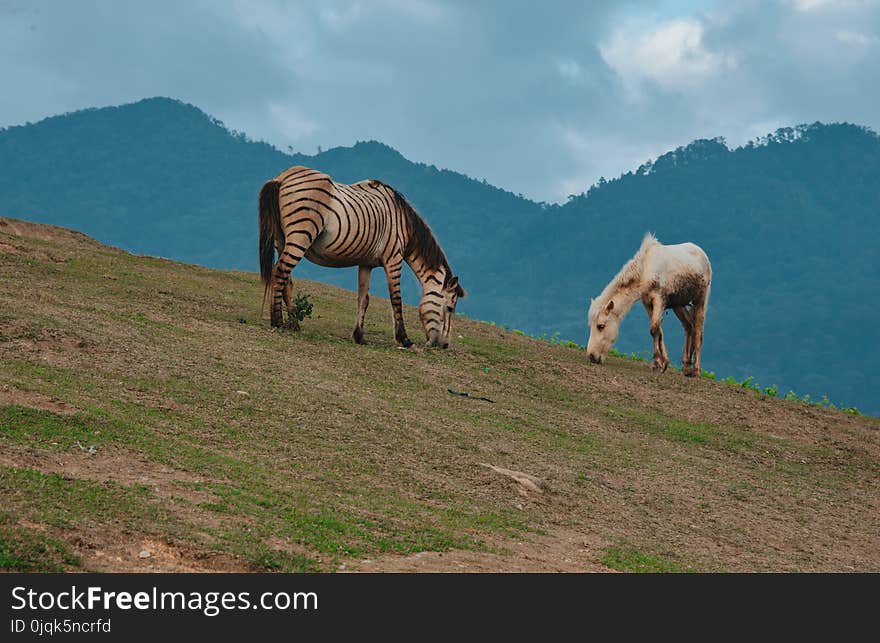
left=587, top=233, right=711, bottom=376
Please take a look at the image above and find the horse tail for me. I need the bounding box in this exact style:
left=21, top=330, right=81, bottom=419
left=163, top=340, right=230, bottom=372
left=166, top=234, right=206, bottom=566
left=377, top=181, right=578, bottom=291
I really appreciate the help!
left=259, top=180, right=282, bottom=320
left=703, top=276, right=711, bottom=313
left=701, top=248, right=712, bottom=314
left=259, top=180, right=282, bottom=286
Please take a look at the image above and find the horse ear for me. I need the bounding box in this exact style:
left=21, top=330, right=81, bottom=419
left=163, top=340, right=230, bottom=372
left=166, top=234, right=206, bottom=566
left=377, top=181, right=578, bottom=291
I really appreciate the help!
left=605, top=299, right=614, bottom=313
left=457, top=285, right=467, bottom=299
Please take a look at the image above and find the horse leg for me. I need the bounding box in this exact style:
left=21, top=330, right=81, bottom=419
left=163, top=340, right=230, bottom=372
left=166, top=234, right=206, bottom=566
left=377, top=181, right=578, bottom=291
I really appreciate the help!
left=352, top=265, right=372, bottom=344
left=383, top=255, right=412, bottom=347
left=674, top=306, right=695, bottom=376
left=690, top=298, right=707, bottom=378
left=282, top=279, right=294, bottom=320
left=270, top=229, right=315, bottom=329
left=273, top=239, right=295, bottom=323
left=646, top=294, right=669, bottom=372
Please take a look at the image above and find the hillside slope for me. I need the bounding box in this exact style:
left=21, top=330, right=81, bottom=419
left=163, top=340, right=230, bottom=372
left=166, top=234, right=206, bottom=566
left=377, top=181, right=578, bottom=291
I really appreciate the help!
left=0, top=98, right=877, bottom=414
left=1, top=219, right=878, bottom=572
left=539, top=125, right=880, bottom=413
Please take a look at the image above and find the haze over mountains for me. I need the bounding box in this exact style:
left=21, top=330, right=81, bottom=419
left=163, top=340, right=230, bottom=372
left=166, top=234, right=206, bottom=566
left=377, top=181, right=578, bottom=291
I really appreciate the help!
left=1, top=98, right=877, bottom=413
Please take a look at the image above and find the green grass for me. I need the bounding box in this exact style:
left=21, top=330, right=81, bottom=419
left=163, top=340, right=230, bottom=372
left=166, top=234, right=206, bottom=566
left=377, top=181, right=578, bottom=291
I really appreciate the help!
left=0, top=514, right=81, bottom=572
left=1, top=405, right=96, bottom=446
left=604, top=406, right=754, bottom=453
left=601, top=546, right=695, bottom=573
left=0, top=467, right=177, bottom=532
left=707, top=372, right=862, bottom=415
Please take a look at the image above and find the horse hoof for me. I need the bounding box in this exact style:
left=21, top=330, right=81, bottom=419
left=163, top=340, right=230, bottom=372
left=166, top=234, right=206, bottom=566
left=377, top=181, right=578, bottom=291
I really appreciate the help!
left=352, top=329, right=366, bottom=344
left=400, top=339, right=414, bottom=348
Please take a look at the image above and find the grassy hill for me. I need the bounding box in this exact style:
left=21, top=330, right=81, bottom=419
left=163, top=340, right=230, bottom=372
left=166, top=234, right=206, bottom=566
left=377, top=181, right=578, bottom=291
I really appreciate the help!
left=1, top=98, right=877, bottom=414
left=1, top=218, right=878, bottom=572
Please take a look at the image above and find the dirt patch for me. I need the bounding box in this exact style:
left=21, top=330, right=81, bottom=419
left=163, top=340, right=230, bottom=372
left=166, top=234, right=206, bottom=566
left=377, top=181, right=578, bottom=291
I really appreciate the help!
left=74, top=534, right=248, bottom=573
left=0, top=217, right=108, bottom=251
left=344, top=527, right=611, bottom=573
left=0, top=444, right=213, bottom=504
left=0, top=238, right=66, bottom=264
left=0, top=321, right=106, bottom=368
left=0, top=385, right=80, bottom=415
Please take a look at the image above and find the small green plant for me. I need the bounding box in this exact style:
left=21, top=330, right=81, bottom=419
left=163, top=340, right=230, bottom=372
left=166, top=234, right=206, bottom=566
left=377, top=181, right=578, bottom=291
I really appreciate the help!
left=280, top=294, right=313, bottom=331
left=607, top=348, right=648, bottom=362
left=291, top=294, right=313, bottom=323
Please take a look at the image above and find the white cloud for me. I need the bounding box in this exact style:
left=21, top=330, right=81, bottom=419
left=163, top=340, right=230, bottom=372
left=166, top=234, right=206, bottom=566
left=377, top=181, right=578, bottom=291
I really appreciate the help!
left=600, top=17, right=737, bottom=95
left=553, top=122, right=678, bottom=198
left=557, top=58, right=582, bottom=82
left=268, top=102, right=319, bottom=143
left=790, top=0, right=880, bottom=12
left=835, top=29, right=879, bottom=44
left=319, top=3, right=366, bottom=32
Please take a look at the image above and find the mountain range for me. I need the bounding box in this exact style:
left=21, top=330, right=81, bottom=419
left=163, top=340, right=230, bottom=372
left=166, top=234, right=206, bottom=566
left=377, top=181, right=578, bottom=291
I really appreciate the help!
left=1, top=97, right=877, bottom=413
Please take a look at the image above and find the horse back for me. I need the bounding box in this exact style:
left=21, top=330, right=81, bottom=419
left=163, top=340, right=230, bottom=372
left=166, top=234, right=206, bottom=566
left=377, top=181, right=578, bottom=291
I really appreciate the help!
left=649, top=242, right=711, bottom=308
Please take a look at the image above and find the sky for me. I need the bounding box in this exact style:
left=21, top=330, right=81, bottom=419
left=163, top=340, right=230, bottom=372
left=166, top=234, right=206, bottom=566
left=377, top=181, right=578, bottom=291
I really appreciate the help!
left=1, top=0, right=878, bottom=202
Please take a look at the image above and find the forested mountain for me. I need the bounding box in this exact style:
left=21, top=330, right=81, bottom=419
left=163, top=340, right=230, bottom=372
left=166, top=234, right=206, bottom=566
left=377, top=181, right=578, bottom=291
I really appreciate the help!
left=1, top=98, right=876, bottom=412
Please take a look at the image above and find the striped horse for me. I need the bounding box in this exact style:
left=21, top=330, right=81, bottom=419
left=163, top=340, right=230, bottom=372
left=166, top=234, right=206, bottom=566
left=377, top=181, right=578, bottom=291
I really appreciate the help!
left=258, top=166, right=466, bottom=348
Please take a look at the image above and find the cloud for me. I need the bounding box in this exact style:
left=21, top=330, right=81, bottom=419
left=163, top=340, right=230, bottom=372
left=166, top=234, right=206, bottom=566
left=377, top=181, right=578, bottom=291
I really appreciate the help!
left=557, top=59, right=583, bottom=83
left=790, top=0, right=880, bottom=12
left=268, top=103, right=320, bottom=142
left=600, top=17, right=737, bottom=96
left=1, top=1, right=878, bottom=202
left=835, top=29, right=879, bottom=45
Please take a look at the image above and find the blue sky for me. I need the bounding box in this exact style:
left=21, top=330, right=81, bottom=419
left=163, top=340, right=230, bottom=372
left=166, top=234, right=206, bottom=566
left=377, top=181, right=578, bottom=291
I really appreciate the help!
left=2, top=0, right=878, bottom=201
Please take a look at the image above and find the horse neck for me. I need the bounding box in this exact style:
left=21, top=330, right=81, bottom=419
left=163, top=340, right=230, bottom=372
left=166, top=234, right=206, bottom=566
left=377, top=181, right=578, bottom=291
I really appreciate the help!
left=599, top=258, right=646, bottom=319
left=406, top=249, right=447, bottom=296
left=405, top=250, right=447, bottom=341
left=608, top=284, right=643, bottom=319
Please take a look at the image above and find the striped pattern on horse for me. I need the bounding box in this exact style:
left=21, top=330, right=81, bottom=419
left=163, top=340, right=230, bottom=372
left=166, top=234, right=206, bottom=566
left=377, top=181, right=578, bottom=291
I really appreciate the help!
left=259, top=166, right=465, bottom=348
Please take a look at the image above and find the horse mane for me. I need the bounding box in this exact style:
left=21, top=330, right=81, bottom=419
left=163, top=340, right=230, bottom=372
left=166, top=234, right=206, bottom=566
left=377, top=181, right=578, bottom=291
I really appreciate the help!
left=589, top=232, right=659, bottom=321
left=375, top=181, right=453, bottom=284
